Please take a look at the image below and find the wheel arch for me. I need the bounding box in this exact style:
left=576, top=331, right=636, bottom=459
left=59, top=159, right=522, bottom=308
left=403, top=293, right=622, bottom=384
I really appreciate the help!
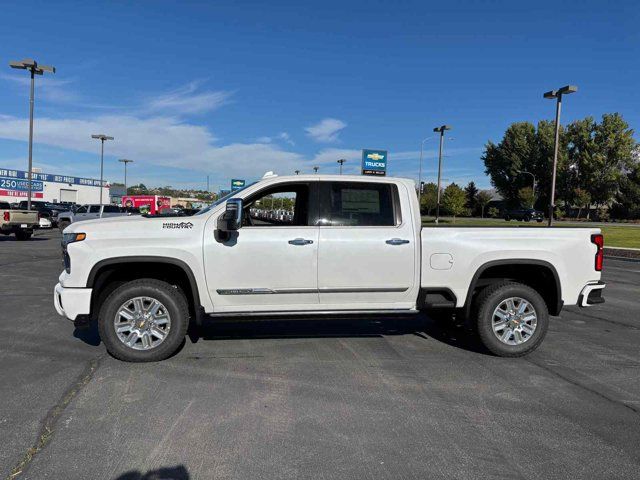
left=87, top=256, right=203, bottom=324
left=463, top=259, right=562, bottom=317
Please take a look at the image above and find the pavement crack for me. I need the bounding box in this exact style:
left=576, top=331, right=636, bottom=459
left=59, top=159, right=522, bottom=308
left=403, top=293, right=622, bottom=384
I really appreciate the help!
left=5, top=356, right=103, bottom=480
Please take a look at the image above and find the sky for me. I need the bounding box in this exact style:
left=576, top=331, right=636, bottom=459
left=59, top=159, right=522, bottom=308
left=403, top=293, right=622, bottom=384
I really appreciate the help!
left=0, top=0, right=638, bottom=192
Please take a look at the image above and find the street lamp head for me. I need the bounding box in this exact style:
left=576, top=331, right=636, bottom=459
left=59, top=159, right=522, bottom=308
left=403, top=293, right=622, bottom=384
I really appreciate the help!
left=337, top=159, right=346, bottom=164
left=92, top=134, right=114, bottom=141
left=433, top=125, right=452, bottom=133
left=39, top=65, right=56, bottom=74
left=119, top=159, right=133, bottom=164
left=543, top=90, right=558, bottom=99
left=558, top=85, right=578, bottom=95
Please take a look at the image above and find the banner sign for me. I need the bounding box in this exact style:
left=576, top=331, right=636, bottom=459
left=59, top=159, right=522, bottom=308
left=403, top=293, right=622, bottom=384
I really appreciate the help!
left=231, top=179, right=245, bottom=191
left=0, top=189, right=43, bottom=198
left=0, top=168, right=107, bottom=187
left=361, top=149, right=388, bottom=176
left=0, top=176, right=44, bottom=192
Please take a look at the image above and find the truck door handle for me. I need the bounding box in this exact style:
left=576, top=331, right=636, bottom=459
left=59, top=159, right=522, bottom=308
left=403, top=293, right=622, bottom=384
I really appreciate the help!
left=288, top=238, right=314, bottom=245
left=386, top=238, right=410, bottom=245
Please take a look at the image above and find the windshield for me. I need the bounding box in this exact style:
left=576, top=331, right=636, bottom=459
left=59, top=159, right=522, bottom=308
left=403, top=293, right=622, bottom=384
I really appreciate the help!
left=194, top=182, right=257, bottom=216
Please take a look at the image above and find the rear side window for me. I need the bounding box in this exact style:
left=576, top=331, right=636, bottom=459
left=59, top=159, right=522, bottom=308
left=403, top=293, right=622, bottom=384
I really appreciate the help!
left=89, top=205, right=101, bottom=213
left=320, top=182, right=398, bottom=226
left=0, top=202, right=10, bottom=209
left=103, top=205, right=120, bottom=213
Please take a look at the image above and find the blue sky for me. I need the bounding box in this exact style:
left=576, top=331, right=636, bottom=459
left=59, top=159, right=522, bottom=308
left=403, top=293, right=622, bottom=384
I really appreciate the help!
left=0, top=0, right=638, bottom=192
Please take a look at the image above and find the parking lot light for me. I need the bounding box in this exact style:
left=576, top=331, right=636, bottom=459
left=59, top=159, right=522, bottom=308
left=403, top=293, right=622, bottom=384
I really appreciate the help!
left=544, top=85, right=577, bottom=226
left=432, top=125, right=452, bottom=224
left=118, top=159, right=134, bottom=194
left=8, top=58, right=56, bottom=211
left=337, top=159, right=346, bottom=175
left=91, top=134, right=114, bottom=205
left=313, top=166, right=319, bottom=174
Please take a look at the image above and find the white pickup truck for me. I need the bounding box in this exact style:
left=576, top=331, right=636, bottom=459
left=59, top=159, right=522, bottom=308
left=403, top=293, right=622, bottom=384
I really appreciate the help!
left=54, top=174, right=606, bottom=362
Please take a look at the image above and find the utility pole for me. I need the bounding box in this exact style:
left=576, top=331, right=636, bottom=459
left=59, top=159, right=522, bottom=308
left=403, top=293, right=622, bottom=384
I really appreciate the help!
left=207, top=175, right=209, bottom=193
left=9, top=59, right=55, bottom=210
left=118, top=159, right=133, bottom=194
left=418, top=137, right=431, bottom=197
left=544, top=85, right=577, bottom=226
left=337, top=159, right=346, bottom=175
left=91, top=134, right=114, bottom=205
left=433, top=125, right=452, bottom=224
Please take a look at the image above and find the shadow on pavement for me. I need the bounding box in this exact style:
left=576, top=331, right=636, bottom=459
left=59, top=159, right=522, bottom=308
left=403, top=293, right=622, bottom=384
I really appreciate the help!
left=114, top=465, right=189, bottom=480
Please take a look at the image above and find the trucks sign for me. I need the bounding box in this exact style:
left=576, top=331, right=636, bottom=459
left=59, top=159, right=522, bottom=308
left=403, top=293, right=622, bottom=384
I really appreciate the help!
left=231, top=179, right=245, bottom=191
left=361, top=149, right=388, bottom=176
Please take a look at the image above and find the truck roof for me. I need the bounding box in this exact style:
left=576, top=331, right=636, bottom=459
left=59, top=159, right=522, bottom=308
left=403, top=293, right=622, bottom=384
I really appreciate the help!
left=262, top=173, right=415, bottom=185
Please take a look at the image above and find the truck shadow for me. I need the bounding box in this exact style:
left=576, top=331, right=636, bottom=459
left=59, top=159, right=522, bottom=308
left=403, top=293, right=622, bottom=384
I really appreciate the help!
left=192, top=313, right=486, bottom=355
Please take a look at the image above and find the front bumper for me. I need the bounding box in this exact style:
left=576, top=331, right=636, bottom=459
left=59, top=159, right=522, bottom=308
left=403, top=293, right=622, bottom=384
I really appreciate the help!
left=578, top=281, right=606, bottom=307
left=54, top=282, right=92, bottom=321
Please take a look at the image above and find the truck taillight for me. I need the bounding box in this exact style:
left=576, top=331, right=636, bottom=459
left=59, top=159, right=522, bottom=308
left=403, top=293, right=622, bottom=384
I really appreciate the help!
left=591, top=234, right=604, bottom=271
left=3, top=211, right=9, bottom=222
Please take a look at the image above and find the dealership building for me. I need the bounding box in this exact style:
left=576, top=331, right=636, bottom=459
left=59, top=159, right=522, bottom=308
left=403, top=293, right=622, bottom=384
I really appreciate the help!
left=0, top=167, right=109, bottom=204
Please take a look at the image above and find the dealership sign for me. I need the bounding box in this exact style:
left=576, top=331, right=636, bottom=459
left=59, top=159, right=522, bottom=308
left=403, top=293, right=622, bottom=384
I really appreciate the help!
left=0, top=168, right=107, bottom=187
left=361, top=149, right=388, bottom=176
left=231, top=179, right=245, bottom=191
left=0, top=176, right=44, bottom=192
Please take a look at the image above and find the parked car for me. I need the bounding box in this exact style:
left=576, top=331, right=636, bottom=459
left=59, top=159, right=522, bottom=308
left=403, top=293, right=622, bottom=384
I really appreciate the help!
left=504, top=208, right=544, bottom=222
left=38, top=211, right=53, bottom=229
left=54, top=173, right=605, bottom=362
left=0, top=201, right=39, bottom=240
left=57, top=204, right=132, bottom=231
left=17, top=200, right=70, bottom=228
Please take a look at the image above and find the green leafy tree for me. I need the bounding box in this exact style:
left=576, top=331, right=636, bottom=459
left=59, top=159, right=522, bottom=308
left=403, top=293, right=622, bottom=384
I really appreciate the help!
left=518, top=187, right=535, bottom=208
left=442, top=183, right=466, bottom=222
left=476, top=190, right=493, bottom=218
left=464, top=181, right=479, bottom=214
left=487, top=207, right=499, bottom=218
left=573, top=188, right=591, bottom=219
left=419, top=182, right=438, bottom=215
left=611, top=151, right=640, bottom=219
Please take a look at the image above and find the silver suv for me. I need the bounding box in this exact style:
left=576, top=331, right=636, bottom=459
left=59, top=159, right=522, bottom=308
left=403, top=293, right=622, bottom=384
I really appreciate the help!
left=57, top=204, right=130, bottom=231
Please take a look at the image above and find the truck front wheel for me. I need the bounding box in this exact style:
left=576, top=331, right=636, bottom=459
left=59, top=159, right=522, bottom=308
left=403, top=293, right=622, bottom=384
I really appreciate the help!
left=473, top=281, right=548, bottom=357
left=98, top=279, right=189, bottom=362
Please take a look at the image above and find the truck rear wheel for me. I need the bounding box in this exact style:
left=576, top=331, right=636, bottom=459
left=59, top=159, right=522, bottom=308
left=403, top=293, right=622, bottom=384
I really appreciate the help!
left=15, top=230, right=32, bottom=241
left=58, top=220, right=70, bottom=232
left=98, top=278, right=189, bottom=362
left=473, top=281, right=548, bottom=357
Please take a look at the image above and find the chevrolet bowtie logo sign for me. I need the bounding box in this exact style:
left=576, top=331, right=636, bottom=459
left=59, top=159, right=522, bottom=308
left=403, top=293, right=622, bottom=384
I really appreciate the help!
left=231, top=179, right=246, bottom=191
left=361, top=149, right=388, bottom=176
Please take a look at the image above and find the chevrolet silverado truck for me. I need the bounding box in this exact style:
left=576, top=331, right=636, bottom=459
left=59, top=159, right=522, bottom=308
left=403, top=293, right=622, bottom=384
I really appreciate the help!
left=54, top=174, right=606, bottom=362
left=1, top=201, right=39, bottom=240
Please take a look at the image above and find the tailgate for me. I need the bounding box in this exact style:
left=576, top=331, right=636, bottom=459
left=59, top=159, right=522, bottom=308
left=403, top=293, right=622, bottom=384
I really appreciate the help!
left=6, top=211, right=39, bottom=226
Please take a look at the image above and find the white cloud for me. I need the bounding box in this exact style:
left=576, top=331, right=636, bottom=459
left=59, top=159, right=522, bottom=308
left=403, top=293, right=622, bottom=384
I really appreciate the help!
left=146, top=81, right=232, bottom=115
left=278, top=132, right=295, bottom=146
left=1, top=74, right=82, bottom=104
left=256, top=136, right=273, bottom=143
left=305, top=118, right=346, bottom=143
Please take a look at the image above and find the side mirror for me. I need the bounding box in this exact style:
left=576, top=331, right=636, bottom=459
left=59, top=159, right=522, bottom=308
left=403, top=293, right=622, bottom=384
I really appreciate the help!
left=217, top=198, right=243, bottom=233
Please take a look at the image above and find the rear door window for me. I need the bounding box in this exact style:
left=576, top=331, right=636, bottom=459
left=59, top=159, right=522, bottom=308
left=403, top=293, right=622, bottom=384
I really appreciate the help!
left=89, top=205, right=101, bottom=213
left=103, top=205, right=120, bottom=213
left=319, top=182, right=399, bottom=226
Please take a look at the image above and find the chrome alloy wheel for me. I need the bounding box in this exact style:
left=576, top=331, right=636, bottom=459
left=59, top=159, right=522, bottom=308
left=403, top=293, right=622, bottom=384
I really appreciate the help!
left=491, top=297, right=537, bottom=345
left=113, top=296, right=172, bottom=350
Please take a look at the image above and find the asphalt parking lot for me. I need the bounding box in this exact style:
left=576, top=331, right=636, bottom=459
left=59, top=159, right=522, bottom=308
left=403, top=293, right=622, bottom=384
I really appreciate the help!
left=1, top=229, right=639, bottom=480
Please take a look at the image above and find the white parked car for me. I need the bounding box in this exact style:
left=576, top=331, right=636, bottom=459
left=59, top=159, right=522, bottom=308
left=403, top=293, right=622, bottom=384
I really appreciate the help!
left=54, top=174, right=605, bottom=362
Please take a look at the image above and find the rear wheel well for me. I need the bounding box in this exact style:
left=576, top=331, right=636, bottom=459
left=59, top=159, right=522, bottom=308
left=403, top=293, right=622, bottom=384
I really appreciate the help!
left=89, top=261, right=199, bottom=322
left=465, top=262, right=561, bottom=317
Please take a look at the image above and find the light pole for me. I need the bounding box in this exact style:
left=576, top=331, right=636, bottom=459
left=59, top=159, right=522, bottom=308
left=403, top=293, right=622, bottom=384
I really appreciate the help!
left=9, top=59, right=55, bottom=210
left=544, top=85, right=577, bottom=226
left=91, top=134, right=114, bottom=205
left=433, top=125, right=452, bottom=224
left=313, top=166, right=319, bottom=174
left=294, top=170, right=300, bottom=175
left=518, top=170, right=536, bottom=207
left=118, top=159, right=133, bottom=194
left=418, top=137, right=432, bottom=196
left=337, top=159, right=346, bottom=175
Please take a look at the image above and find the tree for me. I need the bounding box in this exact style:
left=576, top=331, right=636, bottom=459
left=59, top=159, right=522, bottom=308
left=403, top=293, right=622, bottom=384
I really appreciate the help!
left=476, top=190, right=493, bottom=218
left=487, top=207, right=499, bottom=218
left=610, top=153, right=640, bottom=219
left=518, top=187, right=535, bottom=208
left=573, top=188, right=591, bottom=219
left=442, top=183, right=466, bottom=222
left=464, top=181, right=479, bottom=214
left=419, top=182, right=438, bottom=215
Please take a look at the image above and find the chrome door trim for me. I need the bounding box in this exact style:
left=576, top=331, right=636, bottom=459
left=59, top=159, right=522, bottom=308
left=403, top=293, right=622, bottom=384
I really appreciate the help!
left=216, top=286, right=409, bottom=295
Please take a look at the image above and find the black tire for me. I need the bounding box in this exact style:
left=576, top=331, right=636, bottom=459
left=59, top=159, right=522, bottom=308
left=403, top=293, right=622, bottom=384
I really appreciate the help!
left=504, top=216, right=510, bottom=221
left=524, top=215, right=531, bottom=222
left=98, top=278, right=189, bottom=362
left=472, top=281, right=548, bottom=357
left=536, top=219, right=543, bottom=223
left=15, top=230, right=32, bottom=241
left=58, top=220, right=70, bottom=232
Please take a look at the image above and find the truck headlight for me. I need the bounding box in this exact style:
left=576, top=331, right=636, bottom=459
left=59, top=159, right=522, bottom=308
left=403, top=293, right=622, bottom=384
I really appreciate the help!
left=62, top=232, right=86, bottom=247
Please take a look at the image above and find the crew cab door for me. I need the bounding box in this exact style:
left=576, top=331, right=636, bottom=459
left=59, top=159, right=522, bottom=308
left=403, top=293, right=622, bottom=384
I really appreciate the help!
left=317, top=180, right=417, bottom=309
left=203, top=181, right=320, bottom=312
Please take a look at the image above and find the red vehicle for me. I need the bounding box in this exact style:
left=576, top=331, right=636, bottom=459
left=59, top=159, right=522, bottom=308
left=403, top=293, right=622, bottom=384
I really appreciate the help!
left=121, top=195, right=171, bottom=214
